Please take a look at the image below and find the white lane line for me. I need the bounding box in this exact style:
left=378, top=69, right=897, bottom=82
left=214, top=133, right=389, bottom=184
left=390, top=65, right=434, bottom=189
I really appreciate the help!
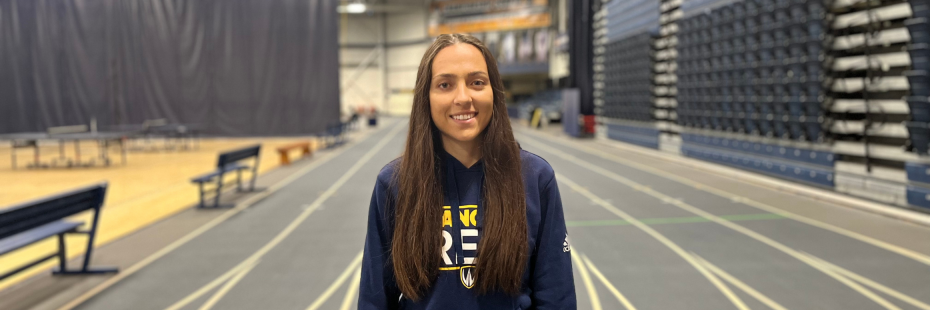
left=690, top=254, right=788, bottom=310
left=519, top=130, right=930, bottom=267
left=596, top=131, right=930, bottom=226
left=796, top=254, right=901, bottom=310
left=559, top=175, right=750, bottom=310
left=339, top=267, right=363, bottom=310
left=307, top=251, right=364, bottom=310
left=686, top=253, right=749, bottom=310
left=163, top=122, right=406, bottom=310
left=802, top=253, right=930, bottom=310
left=523, top=136, right=930, bottom=309
left=57, top=123, right=399, bottom=310
left=198, top=259, right=261, bottom=310
left=570, top=249, right=602, bottom=310
left=164, top=259, right=256, bottom=310
left=580, top=254, right=637, bottom=310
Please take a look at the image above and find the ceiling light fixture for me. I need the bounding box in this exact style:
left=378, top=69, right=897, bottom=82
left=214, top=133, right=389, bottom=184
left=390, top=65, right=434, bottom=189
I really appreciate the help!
left=346, top=3, right=366, bottom=13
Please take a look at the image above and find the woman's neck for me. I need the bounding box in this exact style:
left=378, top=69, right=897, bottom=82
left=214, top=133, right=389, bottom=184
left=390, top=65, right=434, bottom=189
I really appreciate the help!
left=441, top=136, right=480, bottom=168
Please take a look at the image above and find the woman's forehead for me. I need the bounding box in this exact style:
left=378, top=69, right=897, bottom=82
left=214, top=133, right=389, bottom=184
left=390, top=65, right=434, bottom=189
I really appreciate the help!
left=432, top=44, right=488, bottom=75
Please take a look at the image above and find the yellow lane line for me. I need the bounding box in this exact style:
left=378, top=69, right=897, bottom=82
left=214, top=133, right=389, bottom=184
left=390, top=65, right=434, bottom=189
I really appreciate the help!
left=570, top=248, right=602, bottom=310
left=198, top=259, right=262, bottom=310
left=580, top=253, right=637, bottom=310
left=164, top=257, right=259, bottom=310
left=796, top=253, right=901, bottom=310
left=690, top=254, right=788, bottom=310
left=176, top=123, right=403, bottom=310
left=523, top=136, right=929, bottom=310
left=307, top=252, right=365, bottom=310
left=802, top=253, right=930, bottom=310
left=339, top=267, right=363, bottom=310
left=559, top=175, right=750, bottom=310
left=58, top=122, right=403, bottom=310
left=519, top=129, right=930, bottom=266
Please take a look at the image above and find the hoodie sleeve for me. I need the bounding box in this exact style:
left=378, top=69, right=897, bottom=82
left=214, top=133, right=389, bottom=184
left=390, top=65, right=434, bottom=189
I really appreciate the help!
left=358, top=176, right=401, bottom=310
left=530, top=174, right=577, bottom=309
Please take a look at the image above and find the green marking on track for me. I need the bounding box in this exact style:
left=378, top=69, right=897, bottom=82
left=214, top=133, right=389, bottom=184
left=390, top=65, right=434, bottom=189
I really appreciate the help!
left=566, top=213, right=786, bottom=227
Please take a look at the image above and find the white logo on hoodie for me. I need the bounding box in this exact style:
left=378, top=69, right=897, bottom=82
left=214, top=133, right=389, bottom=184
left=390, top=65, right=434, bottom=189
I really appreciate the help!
left=563, top=233, right=571, bottom=252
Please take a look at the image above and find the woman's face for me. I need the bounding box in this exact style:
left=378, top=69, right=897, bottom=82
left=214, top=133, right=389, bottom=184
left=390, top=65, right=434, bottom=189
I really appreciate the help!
left=429, top=43, right=494, bottom=145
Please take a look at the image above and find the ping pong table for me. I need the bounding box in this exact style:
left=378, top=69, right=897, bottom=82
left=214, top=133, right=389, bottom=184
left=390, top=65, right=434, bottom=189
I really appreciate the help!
left=111, top=119, right=202, bottom=151
left=1, top=130, right=137, bottom=169
left=139, top=123, right=201, bottom=150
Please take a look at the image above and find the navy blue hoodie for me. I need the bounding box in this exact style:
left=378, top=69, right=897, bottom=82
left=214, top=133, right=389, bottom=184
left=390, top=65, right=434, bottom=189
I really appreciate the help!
left=358, top=150, right=576, bottom=309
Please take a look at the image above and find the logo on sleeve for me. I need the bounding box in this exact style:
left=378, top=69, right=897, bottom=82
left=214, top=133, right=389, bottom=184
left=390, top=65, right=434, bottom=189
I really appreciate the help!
left=460, top=266, right=476, bottom=289
left=563, top=233, right=571, bottom=252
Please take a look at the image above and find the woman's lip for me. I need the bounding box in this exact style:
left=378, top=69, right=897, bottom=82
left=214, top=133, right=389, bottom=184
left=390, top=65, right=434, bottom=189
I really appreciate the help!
left=450, top=116, right=477, bottom=124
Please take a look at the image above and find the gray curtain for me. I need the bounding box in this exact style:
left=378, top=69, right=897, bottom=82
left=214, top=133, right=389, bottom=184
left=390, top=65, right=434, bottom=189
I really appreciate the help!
left=0, top=0, right=341, bottom=136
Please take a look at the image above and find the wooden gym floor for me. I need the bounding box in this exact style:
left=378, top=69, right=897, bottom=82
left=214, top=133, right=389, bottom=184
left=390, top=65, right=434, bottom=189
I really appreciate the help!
left=0, top=136, right=320, bottom=291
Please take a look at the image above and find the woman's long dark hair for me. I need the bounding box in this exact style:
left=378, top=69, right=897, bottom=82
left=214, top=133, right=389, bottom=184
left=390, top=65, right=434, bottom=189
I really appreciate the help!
left=391, top=33, right=527, bottom=300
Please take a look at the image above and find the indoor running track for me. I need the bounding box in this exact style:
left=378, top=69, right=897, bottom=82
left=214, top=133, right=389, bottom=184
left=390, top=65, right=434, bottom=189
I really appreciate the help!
left=70, top=120, right=930, bottom=310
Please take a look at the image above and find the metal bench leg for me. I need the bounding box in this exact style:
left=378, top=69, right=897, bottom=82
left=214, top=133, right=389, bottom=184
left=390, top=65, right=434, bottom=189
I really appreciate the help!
left=236, top=169, right=243, bottom=192
left=57, top=233, right=68, bottom=272
left=250, top=159, right=259, bottom=191
left=53, top=209, right=118, bottom=276
left=214, top=173, right=224, bottom=208
left=81, top=210, right=100, bottom=271
left=198, top=182, right=206, bottom=208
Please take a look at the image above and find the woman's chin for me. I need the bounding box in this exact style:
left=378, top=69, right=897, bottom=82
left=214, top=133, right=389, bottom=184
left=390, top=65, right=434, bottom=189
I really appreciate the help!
left=444, top=132, right=480, bottom=144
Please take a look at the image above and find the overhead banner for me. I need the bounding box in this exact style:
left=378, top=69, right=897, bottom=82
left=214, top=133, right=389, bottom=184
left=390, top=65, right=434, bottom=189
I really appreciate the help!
left=429, top=0, right=552, bottom=36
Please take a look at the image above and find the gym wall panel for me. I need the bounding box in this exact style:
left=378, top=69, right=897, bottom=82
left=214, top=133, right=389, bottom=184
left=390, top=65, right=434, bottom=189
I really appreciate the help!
left=386, top=43, right=429, bottom=67
left=387, top=69, right=419, bottom=89
left=387, top=11, right=429, bottom=42
left=340, top=68, right=384, bottom=111
left=344, top=17, right=384, bottom=45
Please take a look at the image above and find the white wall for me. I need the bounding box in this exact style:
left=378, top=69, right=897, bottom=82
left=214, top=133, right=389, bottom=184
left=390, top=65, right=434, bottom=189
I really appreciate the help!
left=340, top=14, right=385, bottom=116
left=384, top=1, right=430, bottom=116
left=339, top=0, right=432, bottom=116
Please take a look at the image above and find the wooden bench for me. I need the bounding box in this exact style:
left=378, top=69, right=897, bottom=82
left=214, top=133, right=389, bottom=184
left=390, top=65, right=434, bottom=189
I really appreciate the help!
left=0, top=183, right=118, bottom=281
left=277, top=142, right=312, bottom=165
left=191, top=145, right=261, bottom=208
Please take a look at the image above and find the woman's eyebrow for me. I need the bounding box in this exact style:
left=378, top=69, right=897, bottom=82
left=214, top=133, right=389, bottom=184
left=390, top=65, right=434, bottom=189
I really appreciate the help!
left=433, top=71, right=488, bottom=79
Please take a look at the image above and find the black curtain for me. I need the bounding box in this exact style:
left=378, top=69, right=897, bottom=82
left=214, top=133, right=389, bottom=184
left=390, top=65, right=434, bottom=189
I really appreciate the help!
left=0, top=0, right=341, bottom=136
left=568, top=0, right=594, bottom=116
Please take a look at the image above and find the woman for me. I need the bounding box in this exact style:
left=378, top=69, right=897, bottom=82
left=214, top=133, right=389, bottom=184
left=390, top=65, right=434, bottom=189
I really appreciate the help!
left=358, top=34, right=575, bottom=310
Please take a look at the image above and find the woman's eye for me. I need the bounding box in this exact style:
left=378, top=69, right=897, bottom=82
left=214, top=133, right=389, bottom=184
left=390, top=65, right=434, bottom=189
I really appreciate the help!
left=438, top=82, right=449, bottom=89
left=473, top=80, right=486, bottom=86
